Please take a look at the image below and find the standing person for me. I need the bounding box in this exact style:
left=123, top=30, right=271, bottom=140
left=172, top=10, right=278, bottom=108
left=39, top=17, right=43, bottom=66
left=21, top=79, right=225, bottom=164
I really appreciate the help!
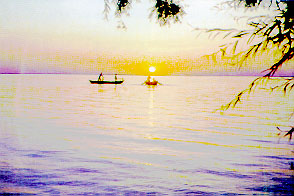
left=98, top=72, right=103, bottom=81
left=115, top=74, right=117, bottom=81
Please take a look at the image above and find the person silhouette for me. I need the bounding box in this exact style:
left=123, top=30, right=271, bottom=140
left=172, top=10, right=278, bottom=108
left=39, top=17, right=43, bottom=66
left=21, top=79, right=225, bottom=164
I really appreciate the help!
left=98, top=72, right=103, bottom=81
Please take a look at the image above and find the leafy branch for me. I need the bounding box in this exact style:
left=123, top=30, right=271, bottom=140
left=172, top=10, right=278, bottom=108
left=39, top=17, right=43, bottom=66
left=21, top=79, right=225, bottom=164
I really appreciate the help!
left=104, top=0, right=184, bottom=26
left=215, top=1, right=294, bottom=142
left=211, top=1, right=293, bottom=110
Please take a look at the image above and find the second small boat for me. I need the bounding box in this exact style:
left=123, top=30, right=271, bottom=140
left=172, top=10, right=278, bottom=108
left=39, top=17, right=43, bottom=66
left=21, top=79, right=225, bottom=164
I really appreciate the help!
left=144, top=80, right=158, bottom=85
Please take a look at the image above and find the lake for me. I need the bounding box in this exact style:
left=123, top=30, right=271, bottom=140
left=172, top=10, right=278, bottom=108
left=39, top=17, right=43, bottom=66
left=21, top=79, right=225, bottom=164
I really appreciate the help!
left=0, top=74, right=293, bottom=195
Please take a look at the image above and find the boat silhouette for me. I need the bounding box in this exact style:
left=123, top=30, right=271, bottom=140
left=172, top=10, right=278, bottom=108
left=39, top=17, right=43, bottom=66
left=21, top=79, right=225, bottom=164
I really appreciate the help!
left=89, top=80, right=124, bottom=84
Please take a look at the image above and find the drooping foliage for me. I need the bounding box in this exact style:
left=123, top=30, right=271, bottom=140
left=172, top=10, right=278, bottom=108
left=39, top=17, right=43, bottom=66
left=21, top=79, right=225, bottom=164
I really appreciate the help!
left=217, top=0, right=294, bottom=115
left=153, top=0, right=182, bottom=25
left=117, top=0, right=130, bottom=12
left=232, top=0, right=294, bottom=77
left=104, top=0, right=183, bottom=25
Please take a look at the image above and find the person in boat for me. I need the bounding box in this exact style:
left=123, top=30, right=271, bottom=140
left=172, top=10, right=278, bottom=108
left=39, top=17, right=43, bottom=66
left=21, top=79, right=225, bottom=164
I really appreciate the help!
left=147, top=75, right=151, bottom=82
left=98, top=72, right=103, bottom=81
left=115, top=74, right=117, bottom=81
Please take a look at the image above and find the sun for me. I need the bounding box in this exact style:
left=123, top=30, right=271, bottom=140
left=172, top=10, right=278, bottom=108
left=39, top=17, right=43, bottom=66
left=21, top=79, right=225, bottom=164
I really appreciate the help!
left=149, top=66, right=156, bottom=73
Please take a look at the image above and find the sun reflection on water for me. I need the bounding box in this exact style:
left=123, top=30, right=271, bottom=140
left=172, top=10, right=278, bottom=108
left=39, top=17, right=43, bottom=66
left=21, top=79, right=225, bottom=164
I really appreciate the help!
left=148, top=87, right=155, bottom=127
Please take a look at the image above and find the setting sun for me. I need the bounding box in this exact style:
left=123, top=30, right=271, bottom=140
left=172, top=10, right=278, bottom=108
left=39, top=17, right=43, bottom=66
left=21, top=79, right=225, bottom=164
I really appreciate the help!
left=149, top=66, right=156, bottom=73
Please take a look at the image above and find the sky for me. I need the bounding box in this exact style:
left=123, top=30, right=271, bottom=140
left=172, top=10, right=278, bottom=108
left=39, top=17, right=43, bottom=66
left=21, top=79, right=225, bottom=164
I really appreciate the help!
left=0, top=0, right=293, bottom=75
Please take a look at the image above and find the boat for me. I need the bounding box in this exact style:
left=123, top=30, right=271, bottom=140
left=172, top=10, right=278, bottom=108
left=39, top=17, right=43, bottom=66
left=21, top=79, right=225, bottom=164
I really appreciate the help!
left=144, top=75, right=159, bottom=85
left=89, top=80, right=124, bottom=84
left=144, top=80, right=158, bottom=85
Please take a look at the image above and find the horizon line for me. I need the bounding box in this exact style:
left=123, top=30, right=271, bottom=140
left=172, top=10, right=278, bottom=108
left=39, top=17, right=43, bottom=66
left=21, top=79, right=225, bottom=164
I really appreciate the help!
left=1, top=72, right=293, bottom=77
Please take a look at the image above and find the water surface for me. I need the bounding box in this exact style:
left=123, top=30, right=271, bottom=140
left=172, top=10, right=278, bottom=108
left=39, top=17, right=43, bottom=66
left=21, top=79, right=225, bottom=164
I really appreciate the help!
left=0, top=74, right=293, bottom=194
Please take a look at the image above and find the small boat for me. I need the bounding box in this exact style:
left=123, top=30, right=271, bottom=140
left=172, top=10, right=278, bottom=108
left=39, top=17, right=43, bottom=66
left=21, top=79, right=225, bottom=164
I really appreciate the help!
left=89, top=80, right=124, bottom=84
left=145, top=80, right=158, bottom=85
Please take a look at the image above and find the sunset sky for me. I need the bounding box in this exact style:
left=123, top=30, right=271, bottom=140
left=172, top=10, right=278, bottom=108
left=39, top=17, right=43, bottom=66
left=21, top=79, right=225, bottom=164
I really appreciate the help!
left=0, top=0, right=293, bottom=75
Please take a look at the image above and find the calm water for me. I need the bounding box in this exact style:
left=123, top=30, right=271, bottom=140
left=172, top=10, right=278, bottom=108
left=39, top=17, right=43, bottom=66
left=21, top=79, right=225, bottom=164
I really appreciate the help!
left=0, top=74, right=293, bottom=195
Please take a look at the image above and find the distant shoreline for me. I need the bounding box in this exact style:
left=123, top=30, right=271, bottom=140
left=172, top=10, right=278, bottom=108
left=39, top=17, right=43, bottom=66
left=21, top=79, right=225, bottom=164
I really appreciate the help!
left=1, top=73, right=293, bottom=77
